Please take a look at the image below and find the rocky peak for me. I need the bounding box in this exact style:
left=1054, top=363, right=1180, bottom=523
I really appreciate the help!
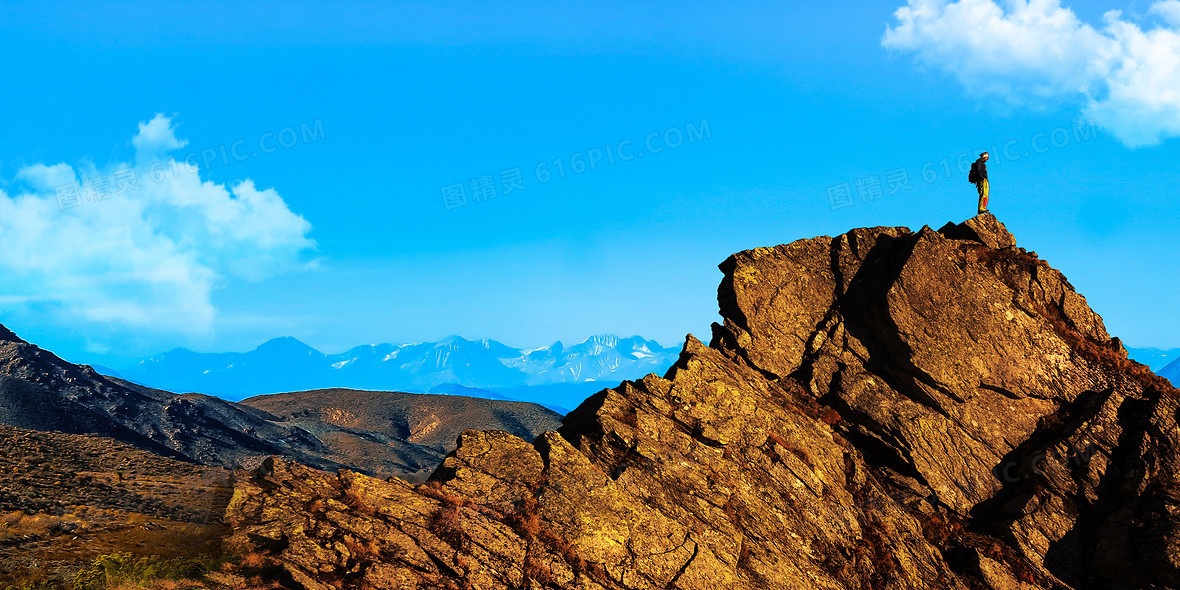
left=0, top=322, right=343, bottom=468
left=227, top=214, right=1180, bottom=590
left=0, top=323, right=25, bottom=344
left=0, top=322, right=123, bottom=396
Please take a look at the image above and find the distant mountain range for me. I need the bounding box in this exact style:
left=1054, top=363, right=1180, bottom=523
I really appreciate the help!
left=1126, top=347, right=1180, bottom=373
left=0, top=322, right=561, bottom=481
left=114, top=334, right=683, bottom=411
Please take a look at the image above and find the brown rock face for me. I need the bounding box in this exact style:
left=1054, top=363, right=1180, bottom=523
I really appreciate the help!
left=226, top=214, right=1180, bottom=590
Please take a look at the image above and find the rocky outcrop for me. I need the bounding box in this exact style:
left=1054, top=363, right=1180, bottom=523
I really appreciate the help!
left=225, top=214, right=1180, bottom=589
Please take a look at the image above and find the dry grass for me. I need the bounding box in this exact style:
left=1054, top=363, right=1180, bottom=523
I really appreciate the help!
left=506, top=496, right=542, bottom=540
left=0, top=427, right=277, bottom=589
left=523, top=555, right=554, bottom=586
left=0, top=511, right=72, bottom=540
left=340, top=534, right=381, bottom=561
left=500, top=494, right=607, bottom=585
left=1041, top=306, right=1175, bottom=393
left=419, top=480, right=596, bottom=585
left=341, top=487, right=376, bottom=516
left=70, top=551, right=224, bottom=590
left=855, top=517, right=900, bottom=588
left=428, top=504, right=467, bottom=550
left=416, top=481, right=473, bottom=508
left=238, top=552, right=269, bottom=569
left=0, top=501, right=230, bottom=586
left=917, top=512, right=962, bottom=548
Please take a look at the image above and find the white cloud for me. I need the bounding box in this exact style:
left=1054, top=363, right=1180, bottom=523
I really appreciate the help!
left=0, top=115, right=316, bottom=338
left=1151, top=0, right=1180, bottom=27
left=884, top=0, right=1180, bottom=147
left=132, top=113, right=189, bottom=155
left=15, top=163, right=77, bottom=191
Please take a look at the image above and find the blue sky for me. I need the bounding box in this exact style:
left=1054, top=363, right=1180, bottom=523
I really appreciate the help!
left=1, top=0, right=1178, bottom=366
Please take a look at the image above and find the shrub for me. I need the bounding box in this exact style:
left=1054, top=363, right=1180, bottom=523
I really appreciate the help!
left=0, top=511, right=72, bottom=540
left=523, top=555, right=553, bottom=586
left=71, top=552, right=224, bottom=590
left=3, top=582, right=61, bottom=590
left=417, top=481, right=472, bottom=508
left=428, top=505, right=467, bottom=550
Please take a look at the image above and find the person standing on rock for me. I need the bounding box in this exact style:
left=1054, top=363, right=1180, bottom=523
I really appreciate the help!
left=969, top=152, right=989, bottom=215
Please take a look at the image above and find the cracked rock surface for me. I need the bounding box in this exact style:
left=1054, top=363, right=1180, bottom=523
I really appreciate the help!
left=226, top=214, right=1180, bottom=589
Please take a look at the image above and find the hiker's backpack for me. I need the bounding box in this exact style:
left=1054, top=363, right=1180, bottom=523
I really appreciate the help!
left=968, top=165, right=979, bottom=184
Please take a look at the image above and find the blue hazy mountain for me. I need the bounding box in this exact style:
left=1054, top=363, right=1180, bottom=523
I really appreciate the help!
left=1161, top=357, right=1180, bottom=387
left=116, top=334, right=682, bottom=409
left=1126, top=347, right=1180, bottom=373
left=427, top=383, right=511, bottom=400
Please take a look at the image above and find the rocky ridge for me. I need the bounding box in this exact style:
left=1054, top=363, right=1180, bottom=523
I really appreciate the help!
left=226, top=214, right=1180, bottom=590
left=0, top=328, right=561, bottom=480
left=240, top=388, right=562, bottom=481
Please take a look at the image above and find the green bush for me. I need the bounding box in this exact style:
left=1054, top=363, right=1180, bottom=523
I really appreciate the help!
left=71, top=551, right=224, bottom=590
left=2, top=581, right=61, bottom=590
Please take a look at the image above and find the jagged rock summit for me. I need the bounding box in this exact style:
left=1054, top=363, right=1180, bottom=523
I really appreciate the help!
left=227, top=214, right=1180, bottom=590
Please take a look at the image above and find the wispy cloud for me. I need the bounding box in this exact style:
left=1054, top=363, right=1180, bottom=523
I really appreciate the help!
left=884, top=0, right=1180, bottom=147
left=0, top=114, right=316, bottom=339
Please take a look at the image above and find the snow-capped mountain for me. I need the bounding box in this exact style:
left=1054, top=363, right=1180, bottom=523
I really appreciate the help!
left=508, top=335, right=674, bottom=385
left=116, top=335, right=682, bottom=406
left=1127, top=347, right=1180, bottom=372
